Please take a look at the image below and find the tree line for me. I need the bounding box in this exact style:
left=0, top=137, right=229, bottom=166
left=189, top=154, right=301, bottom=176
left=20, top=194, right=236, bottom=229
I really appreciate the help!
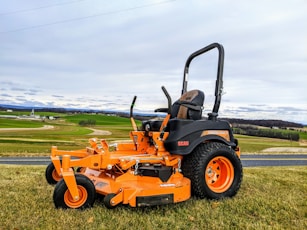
left=232, top=125, right=300, bottom=141
left=78, top=119, right=96, bottom=126
left=223, top=118, right=303, bottom=128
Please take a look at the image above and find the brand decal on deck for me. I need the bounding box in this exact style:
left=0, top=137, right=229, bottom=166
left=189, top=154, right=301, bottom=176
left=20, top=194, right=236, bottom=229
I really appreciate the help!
left=178, top=141, right=189, bottom=146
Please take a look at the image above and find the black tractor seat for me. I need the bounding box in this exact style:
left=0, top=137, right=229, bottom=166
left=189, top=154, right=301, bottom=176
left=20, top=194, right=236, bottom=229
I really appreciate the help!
left=142, top=90, right=204, bottom=132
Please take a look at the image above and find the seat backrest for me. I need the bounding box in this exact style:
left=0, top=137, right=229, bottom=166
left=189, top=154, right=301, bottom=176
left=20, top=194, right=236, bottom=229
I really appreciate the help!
left=171, top=90, right=204, bottom=120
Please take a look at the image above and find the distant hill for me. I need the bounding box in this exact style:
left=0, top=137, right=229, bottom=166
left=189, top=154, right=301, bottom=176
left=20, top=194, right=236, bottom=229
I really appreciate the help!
left=0, top=104, right=304, bottom=128
left=0, top=104, right=101, bottom=113
left=222, top=118, right=303, bottom=128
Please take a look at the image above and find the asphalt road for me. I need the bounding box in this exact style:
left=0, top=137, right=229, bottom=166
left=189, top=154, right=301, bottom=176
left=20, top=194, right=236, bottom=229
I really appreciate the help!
left=0, top=155, right=306, bottom=167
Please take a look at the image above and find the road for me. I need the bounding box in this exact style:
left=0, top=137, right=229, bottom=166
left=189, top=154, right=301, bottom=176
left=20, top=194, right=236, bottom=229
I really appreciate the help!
left=0, top=155, right=306, bottom=167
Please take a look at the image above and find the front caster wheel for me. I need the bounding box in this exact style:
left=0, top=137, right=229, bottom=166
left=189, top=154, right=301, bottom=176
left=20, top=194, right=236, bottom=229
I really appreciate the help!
left=104, top=193, right=117, bottom=209
left=45, top=162, right=62, bottom=185
left=53, top=174, right=96, bottom=209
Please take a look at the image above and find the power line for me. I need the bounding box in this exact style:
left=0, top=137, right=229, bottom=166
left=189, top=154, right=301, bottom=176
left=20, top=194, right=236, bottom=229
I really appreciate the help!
left=0, top=0, right=88, bottom=16
left=0, top=0, right=175, bottom=34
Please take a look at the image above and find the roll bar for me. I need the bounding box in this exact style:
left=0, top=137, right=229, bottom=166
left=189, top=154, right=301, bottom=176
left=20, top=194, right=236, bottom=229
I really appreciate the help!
left=182, top=43, right=224, bottom=116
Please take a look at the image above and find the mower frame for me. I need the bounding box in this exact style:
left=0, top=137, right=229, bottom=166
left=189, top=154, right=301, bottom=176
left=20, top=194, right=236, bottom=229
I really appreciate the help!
left=46, top=43, right=242, bottom=209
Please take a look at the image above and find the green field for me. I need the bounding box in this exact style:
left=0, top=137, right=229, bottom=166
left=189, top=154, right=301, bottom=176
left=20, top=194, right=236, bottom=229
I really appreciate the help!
left=0, top=114, right=306, bottom=156
left=0, top=165, right=306, bottom=229
left=0, top=118, right=43, bottom=128
left=0, top=114, right=139, bottom=156
left=235, top=134, right=303, bottom=153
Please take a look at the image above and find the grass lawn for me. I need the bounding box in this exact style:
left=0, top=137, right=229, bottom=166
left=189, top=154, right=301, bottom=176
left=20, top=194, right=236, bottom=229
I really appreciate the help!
left=0, top=165, right=306, bottom=229
left=0, top=115, right=306, bottom=229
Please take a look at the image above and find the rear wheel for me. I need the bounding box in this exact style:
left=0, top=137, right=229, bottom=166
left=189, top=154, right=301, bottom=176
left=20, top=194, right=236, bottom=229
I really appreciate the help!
left=182, top=142, right=242, bottom=199
left=53, top=174, right=96, bottom=209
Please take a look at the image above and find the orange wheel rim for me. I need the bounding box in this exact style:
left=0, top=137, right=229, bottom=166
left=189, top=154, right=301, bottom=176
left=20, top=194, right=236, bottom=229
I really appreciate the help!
left=64, top=186, right=88, bottom=208
left=52, top=169, right=62, bottom=182
left=205, top=156, right=234, bottom=193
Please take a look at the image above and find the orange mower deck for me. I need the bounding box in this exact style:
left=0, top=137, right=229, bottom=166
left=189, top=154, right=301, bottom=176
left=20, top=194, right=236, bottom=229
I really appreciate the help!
left=50, top=131, right=191, bottom=208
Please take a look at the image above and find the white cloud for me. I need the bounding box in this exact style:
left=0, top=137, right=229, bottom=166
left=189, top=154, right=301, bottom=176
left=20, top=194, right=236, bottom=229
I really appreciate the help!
left=0, top=0, right=306, bottom=123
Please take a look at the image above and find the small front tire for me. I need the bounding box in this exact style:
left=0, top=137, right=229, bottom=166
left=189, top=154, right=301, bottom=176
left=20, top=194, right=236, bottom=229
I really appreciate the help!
left=53, top=174, right=96, bottom=209
left=104, top=193, right=117, bottom=209
left=45, top=162, right=62, bottom=185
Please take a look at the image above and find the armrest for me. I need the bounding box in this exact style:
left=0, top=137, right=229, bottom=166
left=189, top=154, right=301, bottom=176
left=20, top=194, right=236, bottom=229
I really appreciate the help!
left=154, top=108, right=169, bottom=113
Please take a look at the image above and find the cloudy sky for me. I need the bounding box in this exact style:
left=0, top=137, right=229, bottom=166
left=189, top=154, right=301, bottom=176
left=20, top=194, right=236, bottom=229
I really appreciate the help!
left=1, top=0, right=306, bottom=124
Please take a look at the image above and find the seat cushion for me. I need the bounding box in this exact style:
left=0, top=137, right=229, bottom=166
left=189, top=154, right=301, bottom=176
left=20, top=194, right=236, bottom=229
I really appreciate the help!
left=171, top=90, right=204, bottom=120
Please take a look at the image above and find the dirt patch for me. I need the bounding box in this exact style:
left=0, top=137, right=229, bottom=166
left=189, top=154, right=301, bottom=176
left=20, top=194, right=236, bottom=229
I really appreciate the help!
left=0, top=125, right=54, bottom=131
left=261, top=147, right=307, bottom=154
left=87, top=128, right=112, bottom=136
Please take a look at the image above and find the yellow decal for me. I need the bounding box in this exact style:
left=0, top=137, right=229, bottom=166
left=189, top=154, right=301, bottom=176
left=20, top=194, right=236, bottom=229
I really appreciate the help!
left=201, top=130, right=230, bottom=141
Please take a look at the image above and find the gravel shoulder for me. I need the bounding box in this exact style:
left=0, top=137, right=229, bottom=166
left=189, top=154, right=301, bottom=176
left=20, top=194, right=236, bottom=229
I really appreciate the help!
left=261, top=147, right=307, bottom=154
left=87, top=128, right=112, bottom=135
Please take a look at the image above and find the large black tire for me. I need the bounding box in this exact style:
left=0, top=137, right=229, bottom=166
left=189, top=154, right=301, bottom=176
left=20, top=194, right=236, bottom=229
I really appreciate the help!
left=45, top=162, right=62, bottom=185
left=53, top=174, right=96, bottom=209
left=182, top=142, right=242, bottom=199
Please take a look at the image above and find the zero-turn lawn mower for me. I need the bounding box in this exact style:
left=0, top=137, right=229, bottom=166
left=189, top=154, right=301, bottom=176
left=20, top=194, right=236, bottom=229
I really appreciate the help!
left=45, top=43, right=243, bottom=209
